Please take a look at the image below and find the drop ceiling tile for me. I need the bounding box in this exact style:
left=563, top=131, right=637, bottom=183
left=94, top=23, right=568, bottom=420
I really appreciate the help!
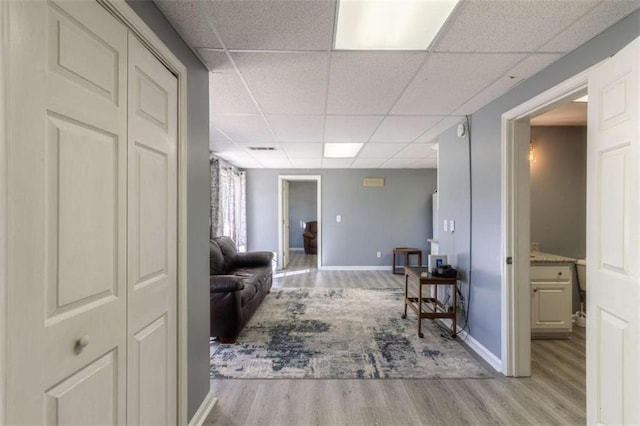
left=232, top=52, right=330, bottom=114
left=210, top=126, right=235, bottom=144
left=209, top=137, right=239, bottom=153
left=211, top=115, right=274, bottom=143
left=327, top=52, right=426, bottom=114
left=198, top=49, right=229, bottom=72
left=267, top=115, right=324, bottom=142
left=358, top=143, right=406, bottom=158
left=232, top=157, right=264, bottom=169
left=350, top=158, right=385, bottom=168
left=202, top=52, right=260, bottom=115
left=392, top=53, right=526, bottom=115
left=280, top=143, right=323, bottom=158
left=249, top=149, right=288, bottom=160
left=434, top=1, right=599, bottom=53
left=380, top=158, right=418, bottom=169
left=454, top=53, right=562, bottom=115
left=414, top=116, right=464, bottom=143
left=154, top=1, right=223, bottom=48
left=370, top=116, right=444, bottom=143
left=207, top=0, right=336, bottom=51
left=324, top=115, right=384, bottom=142
left=509, top=53, right=564, bottom=80
left=410, top=158, right=438, bottom=169
left=256, top=158, right=294, bottom=169
left=539, top=1, right=640, bottom=53
left=395, top=143, right=436, bottom=159
left=322, top=158, right=354, bottom=168
left=291, top=158, right=322, bottom=169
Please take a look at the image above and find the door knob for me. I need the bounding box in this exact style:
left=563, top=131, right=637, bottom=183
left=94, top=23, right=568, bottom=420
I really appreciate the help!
left=74, top=335, right=89, bottom=354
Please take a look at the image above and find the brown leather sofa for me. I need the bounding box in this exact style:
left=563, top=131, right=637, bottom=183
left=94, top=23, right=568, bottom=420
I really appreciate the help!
left=303, top=221, right=317, bottom=254
left=209, top=236, right=273, bottom=343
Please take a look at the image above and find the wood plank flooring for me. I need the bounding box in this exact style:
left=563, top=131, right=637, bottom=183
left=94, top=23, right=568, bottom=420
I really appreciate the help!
left=205, top=252, right=585, bottom=425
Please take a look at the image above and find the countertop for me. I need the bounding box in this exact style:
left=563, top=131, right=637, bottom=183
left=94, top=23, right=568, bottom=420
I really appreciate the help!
left=530, top=251, right=576, bottom=264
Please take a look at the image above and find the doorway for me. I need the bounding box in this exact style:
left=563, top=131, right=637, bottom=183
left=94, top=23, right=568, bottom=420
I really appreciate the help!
left=500, top=66, right=593, bottom=377
left=277, top=175, right=322, bottom=271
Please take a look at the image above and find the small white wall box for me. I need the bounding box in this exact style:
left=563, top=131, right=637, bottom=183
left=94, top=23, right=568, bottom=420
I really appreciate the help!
left=428, top=254, right=448, bottom=271
left=363, top=177, right=384, bottom=187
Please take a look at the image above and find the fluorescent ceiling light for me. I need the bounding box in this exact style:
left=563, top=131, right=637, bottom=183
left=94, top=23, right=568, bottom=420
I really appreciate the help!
left=334, top=0, right=459, bottom=50
left=573, top=95, right=588, bottom=103
left=324, top=143, right=363, bottom=158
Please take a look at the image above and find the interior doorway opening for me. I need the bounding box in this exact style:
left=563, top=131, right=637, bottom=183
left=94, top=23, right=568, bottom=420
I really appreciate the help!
left=277, top=175, right=321, bottom=271
left=500, top=66, right=593, bottom=377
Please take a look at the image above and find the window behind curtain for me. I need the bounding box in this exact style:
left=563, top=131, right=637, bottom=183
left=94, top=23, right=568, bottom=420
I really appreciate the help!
left=210, top=157, right=247, bottom=251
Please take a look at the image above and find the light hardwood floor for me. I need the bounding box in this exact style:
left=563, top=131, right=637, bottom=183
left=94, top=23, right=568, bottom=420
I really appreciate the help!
left=206, top=252, right=585, bottom=425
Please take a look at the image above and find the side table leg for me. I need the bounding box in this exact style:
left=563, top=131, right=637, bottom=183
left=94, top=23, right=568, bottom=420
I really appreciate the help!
left=402, top=273, right=408, bottom=319
left=418, top=281, right=424, bottom=338
left=452, top=281, right=458, bottom=338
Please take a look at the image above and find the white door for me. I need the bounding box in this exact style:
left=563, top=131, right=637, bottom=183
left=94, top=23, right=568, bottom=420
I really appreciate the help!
left=586, top=36, right=639, bottom=425
left=282, top=179, right=290, bottom=269
left=127, top=34, right=178, bottom=425
left=7, top=1, right=128, bottom=423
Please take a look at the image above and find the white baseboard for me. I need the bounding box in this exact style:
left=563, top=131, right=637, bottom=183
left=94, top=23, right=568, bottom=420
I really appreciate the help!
left=319, top=265, right=392, bottom=271
left=289, top=247, right=304, bottom=252
left=188, top=390, right=217, bottom=426
left=438, top=319, right=502, bottom=373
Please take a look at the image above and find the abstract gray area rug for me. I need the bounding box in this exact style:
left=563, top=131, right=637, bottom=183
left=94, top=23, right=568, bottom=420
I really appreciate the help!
left=210, top=288, right=492, bottom=379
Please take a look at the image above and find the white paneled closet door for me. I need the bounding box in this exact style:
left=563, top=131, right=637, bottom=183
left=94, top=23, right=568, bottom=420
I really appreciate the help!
left=7, top=1, right=128, bottom=423
left=127, top=34, right=178, bottom=425
left=6, top=1, right=178, bottom=424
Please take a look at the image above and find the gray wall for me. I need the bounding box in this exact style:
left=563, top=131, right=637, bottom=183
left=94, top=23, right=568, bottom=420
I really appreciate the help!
left=530, top=126, right=587, bottom=259
left=246, top=169, right=437, bottom=266
left=126, top=1, right=211, bottom=420
left=438, top=10, right=640, bottom=358
left=288, top=181, right=317, bottom=248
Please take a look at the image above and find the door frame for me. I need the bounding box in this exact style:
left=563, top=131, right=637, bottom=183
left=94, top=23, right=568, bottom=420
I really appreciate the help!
left=500, top=65, right=598, bottom=377
left=277, top=175, right=322, bottom=270
left=0, top=1, right=193, bottom=423
left=0, top=0, right=8, bottom=422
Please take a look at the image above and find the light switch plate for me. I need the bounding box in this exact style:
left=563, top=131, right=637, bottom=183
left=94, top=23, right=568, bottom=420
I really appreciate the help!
left=450, top=220, right=455, bottom=232
left=336, top=215, right=342, bottom=222
left=443, top=219, right=448, bottom=232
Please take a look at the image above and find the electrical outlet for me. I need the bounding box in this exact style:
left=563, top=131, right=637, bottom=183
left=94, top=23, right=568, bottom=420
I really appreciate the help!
left=376, top=251, right=381, bottom=258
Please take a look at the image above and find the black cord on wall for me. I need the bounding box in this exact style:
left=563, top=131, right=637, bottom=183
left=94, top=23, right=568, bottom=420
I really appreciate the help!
left=459, top=115, right=473, bottom=336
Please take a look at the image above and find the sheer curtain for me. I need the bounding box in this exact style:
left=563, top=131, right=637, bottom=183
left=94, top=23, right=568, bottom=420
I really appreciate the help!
left=210, top=157, right=247, bottom=251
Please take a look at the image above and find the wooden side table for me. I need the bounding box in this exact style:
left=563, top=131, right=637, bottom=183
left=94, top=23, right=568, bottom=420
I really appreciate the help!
left=403, top=266, right=458, bottom=338
left=392, top=248, right=422, bottom=275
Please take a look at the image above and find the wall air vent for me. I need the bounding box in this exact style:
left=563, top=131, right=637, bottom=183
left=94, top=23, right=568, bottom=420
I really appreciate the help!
left=248, top=146, right=276, bottom=151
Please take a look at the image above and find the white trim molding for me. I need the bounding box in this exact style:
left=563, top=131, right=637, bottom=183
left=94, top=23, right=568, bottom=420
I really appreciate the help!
left=438, top=319, right=502, bottom=373
left=0, top=0, right=9, bottom=422
left=500, top=64, right=599, bottom=377
left=187, top=391, right=217, bottom=426
left=278, top=175, right=322, bottom=271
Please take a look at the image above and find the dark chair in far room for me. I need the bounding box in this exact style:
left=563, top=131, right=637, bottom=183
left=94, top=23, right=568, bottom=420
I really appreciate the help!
left=303, top=221, right=317, bottom=254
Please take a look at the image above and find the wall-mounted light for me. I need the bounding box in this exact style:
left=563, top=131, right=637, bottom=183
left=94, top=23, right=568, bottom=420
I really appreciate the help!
left=529, top=141, right=536, bottom=163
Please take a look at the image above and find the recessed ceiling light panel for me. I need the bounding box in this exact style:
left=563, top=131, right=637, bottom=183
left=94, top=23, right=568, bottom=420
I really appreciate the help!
left=324, top=143, right=363, bottom=158
left=334, top=0, right=460, bottom=51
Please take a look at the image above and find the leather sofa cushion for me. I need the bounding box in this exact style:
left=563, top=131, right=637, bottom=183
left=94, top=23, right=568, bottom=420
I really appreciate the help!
left=213, top=236, right=238, bottom=274
left=239, top=281, right=257, bottom=306
left=234, top=266, right=271, bottom=292
left=209, top=240, right=225, bottom=275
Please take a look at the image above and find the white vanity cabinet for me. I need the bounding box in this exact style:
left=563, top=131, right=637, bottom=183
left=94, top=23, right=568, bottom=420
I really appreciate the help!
left=530, top=263, right=573, bottom=337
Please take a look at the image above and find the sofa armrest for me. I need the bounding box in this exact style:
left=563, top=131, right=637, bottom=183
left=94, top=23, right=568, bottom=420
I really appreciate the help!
left=210, top=275, right=245, bottom=293
left=303, top=231, right=315, bottom=239
left=234, top=251, right=274, bottom=268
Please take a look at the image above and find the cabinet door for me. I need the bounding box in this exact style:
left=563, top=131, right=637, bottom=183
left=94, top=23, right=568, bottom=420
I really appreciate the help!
left=531, top=282, right=571, bottom=330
